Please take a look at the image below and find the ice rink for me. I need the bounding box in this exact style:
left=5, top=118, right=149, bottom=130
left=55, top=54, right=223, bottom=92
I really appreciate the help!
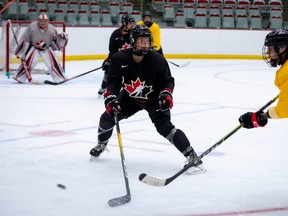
left=1, top=59, right=288, bottom=216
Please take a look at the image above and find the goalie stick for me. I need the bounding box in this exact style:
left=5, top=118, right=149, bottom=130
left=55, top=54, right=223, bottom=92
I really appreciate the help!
left=167, top=60, right=190, bottom=68
left=8, top=19, right=32, bottom=82
left=44, top=66, right=102, bottom=85
left=108, top=112, right=131, bottom=207
left=139, top=95, right=279, bottom=187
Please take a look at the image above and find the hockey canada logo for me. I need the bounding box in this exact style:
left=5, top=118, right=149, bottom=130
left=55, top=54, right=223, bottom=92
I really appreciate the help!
left=124, top=78, right=153, bottom=99
left=119, top=42, right=130, bottom=51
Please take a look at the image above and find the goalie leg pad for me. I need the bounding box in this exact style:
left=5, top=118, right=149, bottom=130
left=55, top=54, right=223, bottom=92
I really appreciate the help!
left=14, top=48, right=40, bottom=83
left=41, top=47, right=67, bottom=83
left=14, top=41, right=30, bottom=59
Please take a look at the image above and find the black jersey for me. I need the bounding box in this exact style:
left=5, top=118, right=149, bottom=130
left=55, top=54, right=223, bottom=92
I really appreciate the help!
left=108, top=28, right=131, bottom=59
left=107, top=48, right=174, bottom=107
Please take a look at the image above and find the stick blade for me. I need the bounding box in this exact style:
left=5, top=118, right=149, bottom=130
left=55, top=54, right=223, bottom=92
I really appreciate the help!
left=44, top=80, right=58, bottom=85
left=138, top=173, right=166, bottom=187
left=179, top=61, right=191, bottom=68
left=108, top=195, right=131, bottom=207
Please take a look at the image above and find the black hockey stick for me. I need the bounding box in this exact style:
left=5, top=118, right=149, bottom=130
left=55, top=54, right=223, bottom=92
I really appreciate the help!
left=139, top=95, right=279, bottom=187
left=167, top=60, right=190, bottom=68
left=108, top=112, right=131, bottom=207
left=44, top=66, right=102, bottom=85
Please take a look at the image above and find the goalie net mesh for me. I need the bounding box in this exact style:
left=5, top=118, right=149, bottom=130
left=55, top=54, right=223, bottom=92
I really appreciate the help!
left=0, top=20, right=66, bottom=78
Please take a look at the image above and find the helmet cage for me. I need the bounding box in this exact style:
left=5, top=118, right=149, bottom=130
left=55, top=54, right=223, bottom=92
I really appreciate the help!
left=262, top=46, right=278, bottom=67
left=38, top=13, right=49, bottom=31
left=262, top=29, right=288, bottom=67
left=130, top=25, right=152, bottom=56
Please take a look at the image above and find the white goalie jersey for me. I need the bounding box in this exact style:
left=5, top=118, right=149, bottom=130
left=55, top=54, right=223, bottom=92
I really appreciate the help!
left=14, top=21, right=68, bottom=58
left=13, top=20, right=68, bottom=83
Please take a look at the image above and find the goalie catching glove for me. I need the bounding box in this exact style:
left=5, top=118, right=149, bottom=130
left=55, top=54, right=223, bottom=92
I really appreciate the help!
left=158, top=88, right=173, bottom=112
left=104, top=91, right=122, bottom=116
left=238, top=111, right=268, bottom=129
left=53, top=32, right=68, bottom=51
left=59, top=32, right=68, bottom=39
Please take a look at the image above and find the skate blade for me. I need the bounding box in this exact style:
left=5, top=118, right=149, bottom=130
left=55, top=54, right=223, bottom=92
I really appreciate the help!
left=29, top=80, right=43, bottom=85
left=89, top=156, right=100, bottom=161
left=185, top=166, right=207, bottom=175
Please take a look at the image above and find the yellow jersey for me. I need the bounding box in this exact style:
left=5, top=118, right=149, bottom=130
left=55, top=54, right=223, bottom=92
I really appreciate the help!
left=268, top=60, right=288, bottom=118
left=137, top=21, right=161, bottom=51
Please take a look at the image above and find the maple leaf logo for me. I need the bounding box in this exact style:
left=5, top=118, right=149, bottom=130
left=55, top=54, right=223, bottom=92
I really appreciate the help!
left=124, top=78, right=153, bottom=99
left=119, top=42, right=130, bottom=51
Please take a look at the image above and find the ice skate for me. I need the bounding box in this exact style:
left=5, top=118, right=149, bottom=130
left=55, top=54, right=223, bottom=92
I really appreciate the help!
left=184, top=151, right=206, bottom=175
left=90, top=143, right=109, bottom=161
left=12, top=76, right=23, bottom=84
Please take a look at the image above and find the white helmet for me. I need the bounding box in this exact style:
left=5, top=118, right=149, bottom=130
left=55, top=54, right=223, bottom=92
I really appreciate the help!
left=38, top=13, right=49, bottom=31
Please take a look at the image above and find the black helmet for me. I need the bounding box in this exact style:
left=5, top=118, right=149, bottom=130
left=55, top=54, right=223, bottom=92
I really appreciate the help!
left=262, top=29, right=288, bottom=67
left=142, top=11, right=152, bottom=19
left=121, top=14, right=135, bottom=26
left=130, top=24, right=152, bottom=56
left=264, top=29, right=288, bottom=46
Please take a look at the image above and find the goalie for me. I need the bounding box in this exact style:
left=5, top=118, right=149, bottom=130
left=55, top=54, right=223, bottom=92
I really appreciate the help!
left=13, top=13, right=68, bottom=83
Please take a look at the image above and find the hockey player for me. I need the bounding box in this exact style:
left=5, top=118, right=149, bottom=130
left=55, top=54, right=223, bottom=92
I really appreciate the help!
left=137, top=11, right=163, bottom=55
left=90, top=24, right=205, bottom=174
left=98, top=14, right=135, bottom=96
left=239, top=29, right=288, bottom=128
left=13, top=13, right=68, bottom=83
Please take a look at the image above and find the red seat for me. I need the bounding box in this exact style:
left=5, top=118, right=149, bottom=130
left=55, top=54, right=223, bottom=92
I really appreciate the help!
left=224, top=0, right=237, bottom=6
left=198, top=0, right=209, bottom=4
left=183, top=0, right=196, bottom=3
left=211, top=0, right=223, bottom=5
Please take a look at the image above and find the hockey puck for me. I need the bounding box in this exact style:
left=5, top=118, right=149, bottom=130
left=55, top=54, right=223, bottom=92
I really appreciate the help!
left=57, top=183, right=66, bottom=190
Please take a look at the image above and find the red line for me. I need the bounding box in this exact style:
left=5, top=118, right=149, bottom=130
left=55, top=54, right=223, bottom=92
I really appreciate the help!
left=0, top=121, right=70, bottom=127
left=183, top=206, right=288, bottom=216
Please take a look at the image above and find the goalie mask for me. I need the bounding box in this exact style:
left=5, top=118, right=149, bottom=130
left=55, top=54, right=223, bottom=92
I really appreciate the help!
left=38, top=13, right=49, bottom=32
left=130, top=25, right=152, bottom=56
left=262, top=29, right=288, bottom=67
left=121, top=14, right=135, bottom=33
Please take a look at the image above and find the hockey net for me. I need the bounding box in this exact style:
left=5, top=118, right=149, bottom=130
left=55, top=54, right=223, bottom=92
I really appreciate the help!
left=0, top=20, right=66, bottom=78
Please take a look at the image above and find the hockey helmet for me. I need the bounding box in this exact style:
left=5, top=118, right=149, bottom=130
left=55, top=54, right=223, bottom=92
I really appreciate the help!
left=262, top=29, right=288, bottom=67
left=38, top=13, right=49, bottom=31
left=130, top=24, right=152, bottom=56
left=121, top=14, right=135, bottom=26
left=142, top=11, right=152, bottom=19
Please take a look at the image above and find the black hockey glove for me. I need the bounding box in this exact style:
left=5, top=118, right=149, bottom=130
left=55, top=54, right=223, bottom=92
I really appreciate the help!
left=158, top=88, right=173, bottom=112
left=238, top=111, right=268, bottom=129
left=104, top=91, right=121, bottom=116
left=102, top=58, right=111, bottom=71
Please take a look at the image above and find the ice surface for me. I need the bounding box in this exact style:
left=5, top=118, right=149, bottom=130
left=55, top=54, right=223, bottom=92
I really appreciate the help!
left=0, top=59, right=288, bottom=216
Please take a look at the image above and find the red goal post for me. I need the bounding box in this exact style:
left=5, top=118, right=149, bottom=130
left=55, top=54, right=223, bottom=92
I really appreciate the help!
left=0, top=20, right=66, bottom=78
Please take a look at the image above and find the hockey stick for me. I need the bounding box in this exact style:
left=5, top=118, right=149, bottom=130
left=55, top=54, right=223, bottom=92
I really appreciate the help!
left=139, top=95, right=279, bottom=187
left=8, top=19, right=32, bottom=82
left=108, top=112, right=131, bottom=207
left=167, top=60, right=190, bottom=68
left=44, top=66, right=102, bottom=85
